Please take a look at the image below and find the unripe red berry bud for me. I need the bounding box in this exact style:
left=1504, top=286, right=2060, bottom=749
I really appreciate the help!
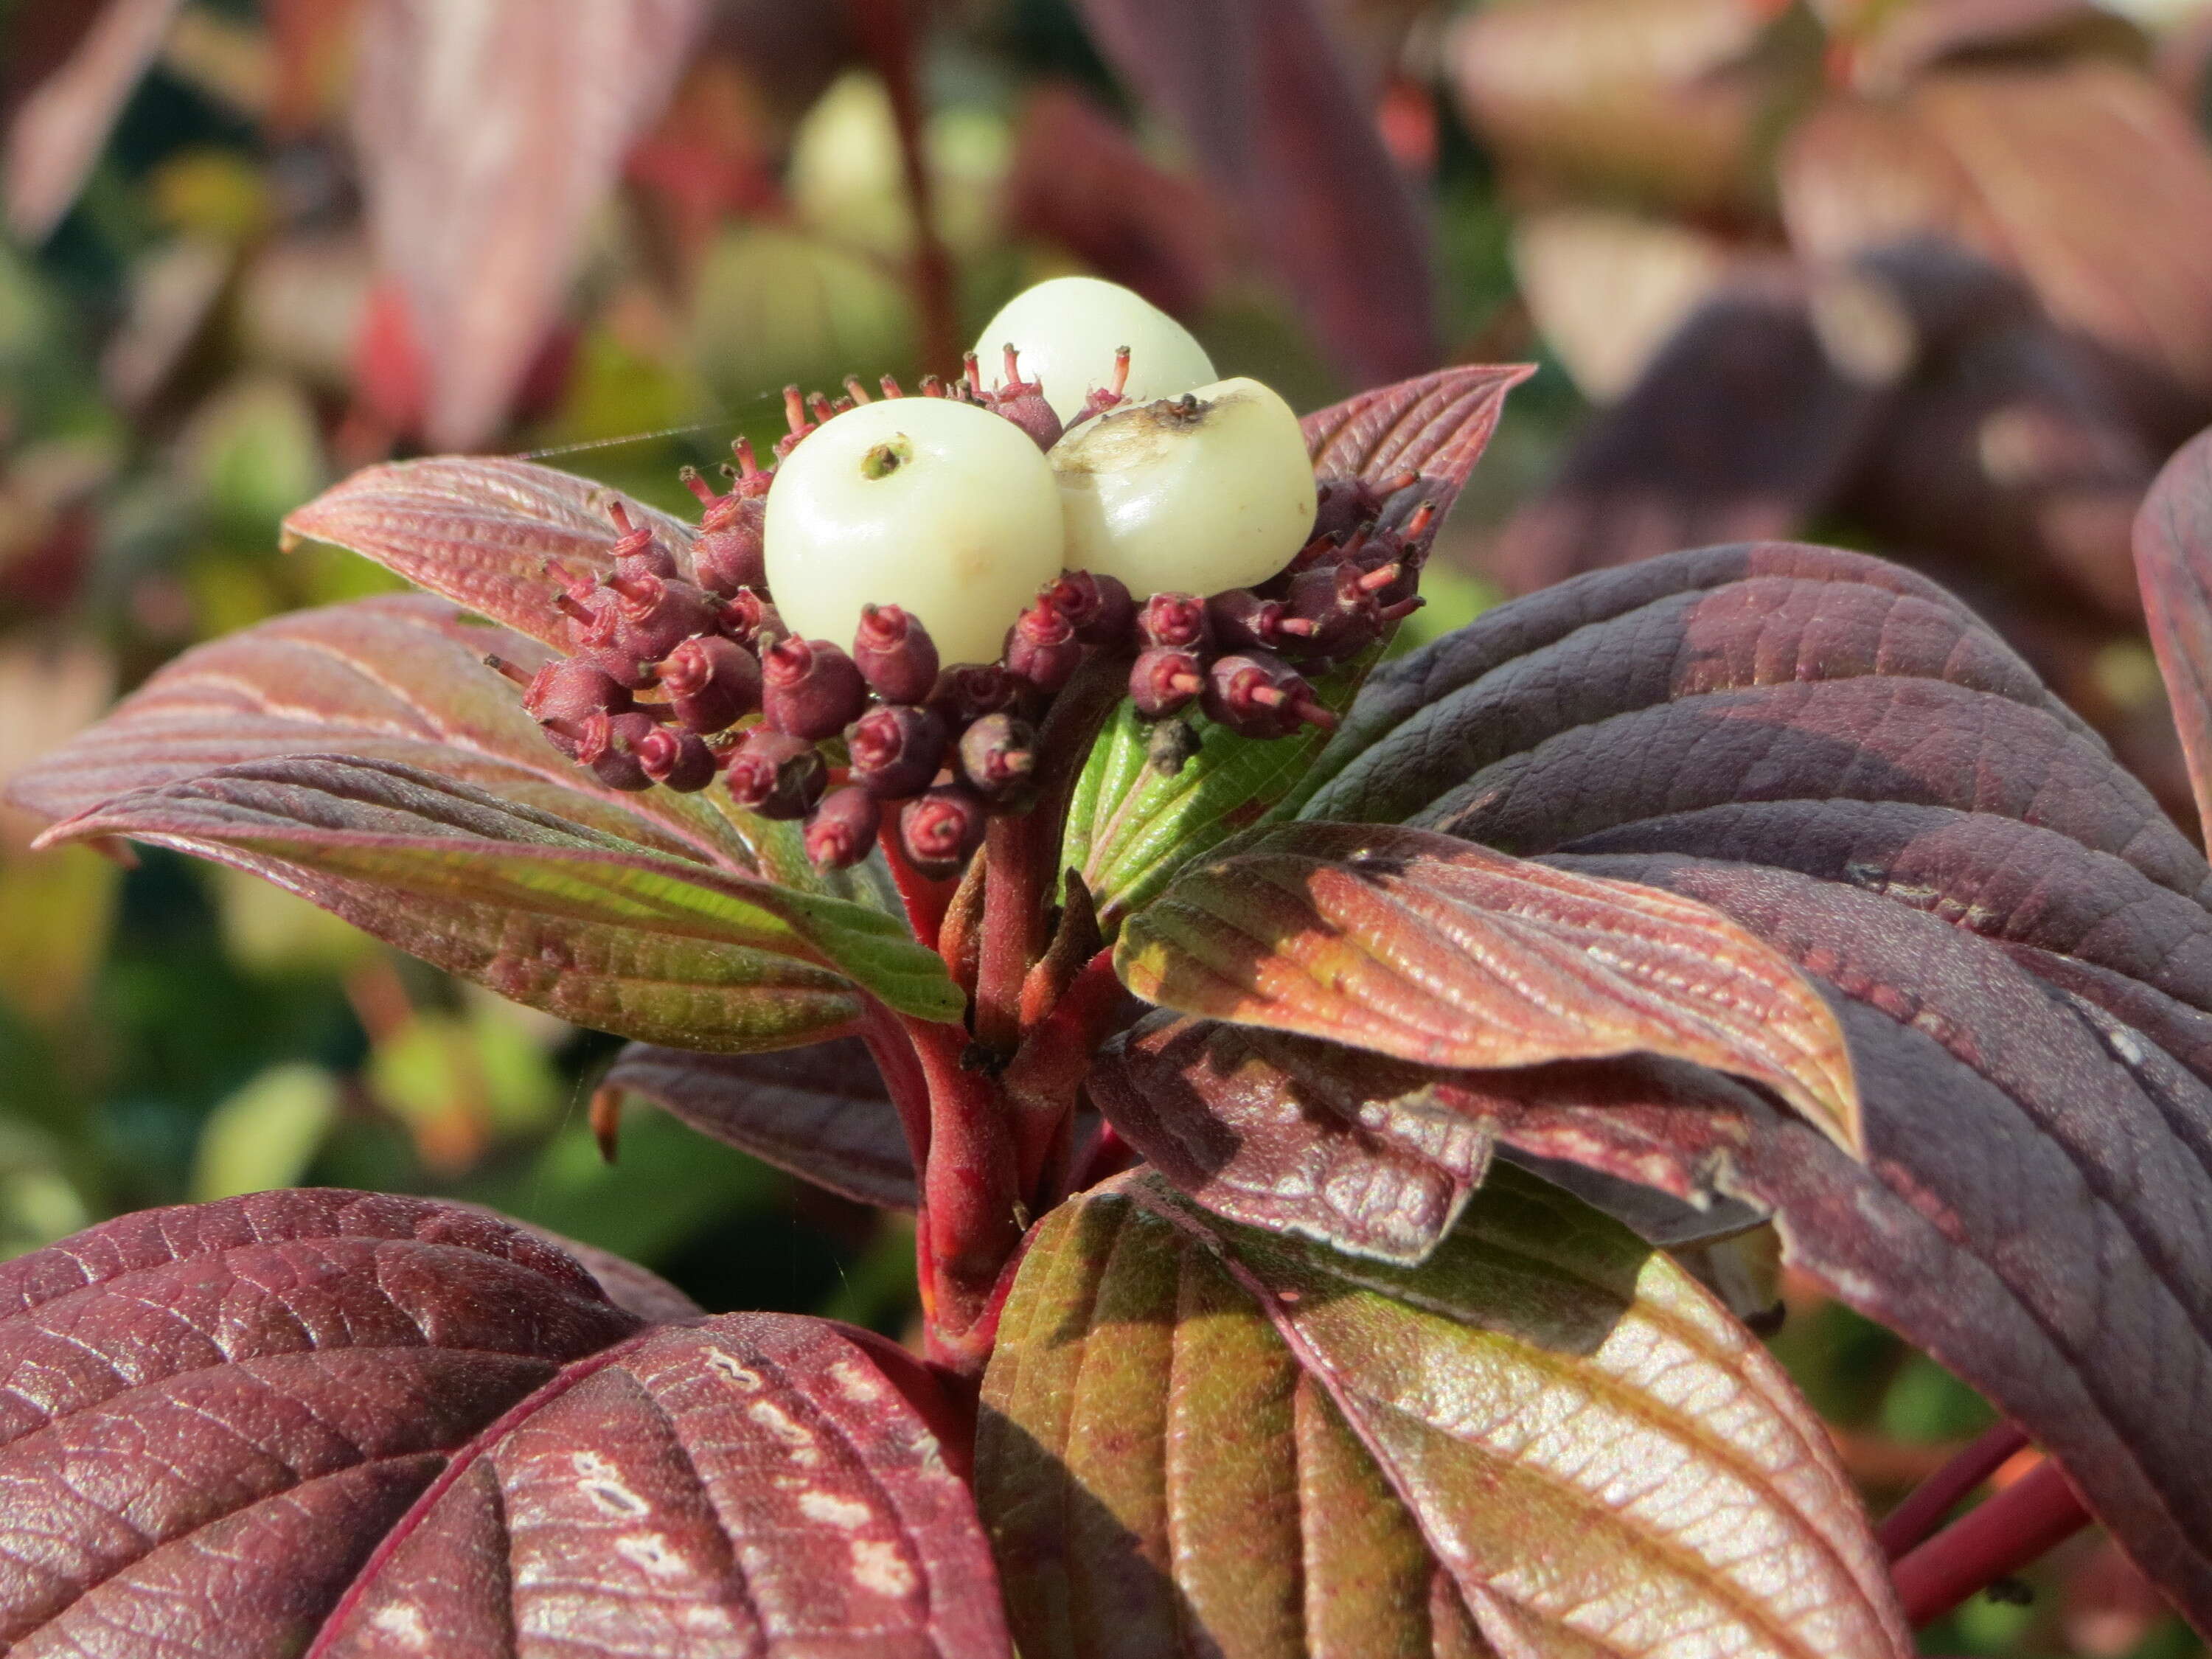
left=659, top=635, right=762, bottom=733
left=723, top=729, right=828, bottom=819
left=899, top=784, right=987, bottom=877
left=491, top=654, right=635, bottom=726
left=978, top=346, right=1063, bottom=450
left=1005, top=602, right=1082, bottom=694
left=852, top=604, right=940, bottom=704
left=1138, top=591, right=1211, bottom=652
left=1284, top=563, right=1382, bottom=663
left=607, top=571, right=722, bottom=664
left=1311, top=476, right=1386, bottom=544
left=847, top=703, right=947, bottom=799
left=804, top=785, right=881, bottom=869
left=1129, top=647, right=1204, bottom=717
left=958, top=712, right=1038, bottom=801
left=606, top=500, right=680, bottom=583
left=689, top=493, right=767, bottom=598
left=928, top=663, right=1026, bottom=729
left=1206, top=588, right=1301, bottom=654
left=574, top=710, right=662, bottom=791
left=1043, top=571, right=1135, bottom=644
left=762, top=637, right=869, bottom=741
left=1202, top=650, right=1336, bottom=739
left=717, top=588, right=779, bottom=648
left=636, top=725, right=717, bottom=792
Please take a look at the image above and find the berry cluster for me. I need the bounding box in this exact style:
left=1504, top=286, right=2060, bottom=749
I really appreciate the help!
left=489, top=342, right=1430, bottom=880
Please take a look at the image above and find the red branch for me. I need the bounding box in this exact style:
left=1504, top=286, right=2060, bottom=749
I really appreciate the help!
left=1878, top=1420, right=2030, bottom=1560
left=1890, top=1458, right=2093, bottom=1627
left=848, top=0, right=956, bottom=377
left=903, top=1015, right=1024, bottom=1375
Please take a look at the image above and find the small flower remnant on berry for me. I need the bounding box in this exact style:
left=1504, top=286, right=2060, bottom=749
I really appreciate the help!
left=478, top=277, right=1436, bottom=874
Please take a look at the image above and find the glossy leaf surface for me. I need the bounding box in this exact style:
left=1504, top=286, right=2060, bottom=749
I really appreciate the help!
left=604, top=1037, right=917, bottom=1211
left=1062, top=366, right=1529, bottom=929
left=1072, top=0, right=1433, bottom=383
left=977, top=1166, right=1907, bottom=1659
left=353, top=0, right=703, bottom=448
left=30, top=753, right=961, bottom=1040
left=1117, top=820, right=1859, bottom=1152
left=282, top=457, right=699, bottom=651
left=1116, top=541, right=2212, bottom=1629
left=0, top=1189, right=1009, bottom=1655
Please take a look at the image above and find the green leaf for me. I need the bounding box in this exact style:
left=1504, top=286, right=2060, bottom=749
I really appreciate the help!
left=977, top=1164, right=1908, bottom=1659
left=191, top=1063, right=341, bottom=1201
left=37, top=755, right=962, bottom=1042
left=1115, top=821, right=1861, bottom=1155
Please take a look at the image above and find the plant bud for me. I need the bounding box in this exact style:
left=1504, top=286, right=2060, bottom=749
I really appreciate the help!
left=1203, top=650, right=1336, bottom=740
left=762, top=637, right=869, bottom=740
left=928, top=663, right=1026, bottom=728
left=723, top=729, right=828, bottom=819
left=1311, top=476, right=1388, bottom=543
left=958, top=712, right=1038, bottom=802
left=977, top=344, right=1063, bottom=450
left=607, top=571, right=722, bottom=664
left=717, top=588, right=779, bottom=647
left=635, top=725, right=717, bottom=793
left=1138, top=591, right=1211, bottom=651
left=1043, top=571, right=1135, bottom=644
left=1005, top=601, right=1082, bottom=694
left=972, top=276, right=1215, bottom=424
left=847, top=703, right=947, bottom=799
left=899, top=784, right=988, bottom=877
left=489, top=654, right=634, bottom=726
left=606, top=500, right=681, bottom=582
left=852, top=604, right=940, bottom=704
left=804, top=786, right=881, bottom=869
left=1207, top=588, right=1304, bottom=654
left=658, top=635, right=762, bottom=733
left=685, top=476, right=768, bottom=598
left=574, top=710, right=661, bottom=791
left=1128, top=647, right=1204, bottom=717
left=1284, top=563, right=1382, bottom=663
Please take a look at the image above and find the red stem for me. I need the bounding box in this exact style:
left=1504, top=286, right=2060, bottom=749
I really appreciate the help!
left=857, top=1001, right=932, bottom=1173
left=903, top=1015, right=1025, bottom=1374
left=1003, top=949, right=1127, bottom=1201
left=849, top=0, right=956, bottom=378
left=974, top=812, right=1045, bottom=1053
left=1878, top=1420, right=2031, bottom=1560
left=1890, top=1458, right=2093, bottom=1627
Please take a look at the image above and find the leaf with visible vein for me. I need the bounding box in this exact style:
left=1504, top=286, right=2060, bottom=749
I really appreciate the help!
left=977, top=1164, right=1907, bottom=1659
left=1116, top=820, right=1860, bottom=1154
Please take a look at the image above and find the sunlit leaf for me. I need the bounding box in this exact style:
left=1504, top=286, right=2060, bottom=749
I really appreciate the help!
left=978, top=1164, right=1908, bottom=1659
left=1116, top=820, right=1860, bottom=1153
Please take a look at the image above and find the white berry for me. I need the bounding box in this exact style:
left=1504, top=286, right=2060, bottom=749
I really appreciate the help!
left=1050, top=376, right=1316, bottom=598
left=973, top=276, right=1215, bottom=425
left=765, top=396, right=1065, bottom=667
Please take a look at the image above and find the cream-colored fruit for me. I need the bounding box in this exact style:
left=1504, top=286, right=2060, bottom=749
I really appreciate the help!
left=765, top=397, right=1065, bottom=667
left=1051, top=377, right=1317, bottom=598
left=973, top=276, right=1215, bottom=425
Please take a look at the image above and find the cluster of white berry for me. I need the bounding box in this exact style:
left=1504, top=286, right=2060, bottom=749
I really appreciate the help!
left=494, top=277, right=1428, bottom=874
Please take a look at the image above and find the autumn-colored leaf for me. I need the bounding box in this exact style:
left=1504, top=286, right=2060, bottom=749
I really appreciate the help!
left=1116, top=819, right=1860, bottom=1153
left=0, top=1189, right=1008, bottom=1655
left=1063, top=366, right=1530, bottom=928
left=4, top=594, right=752, bottom=870
left=1139, top=540, right=2212, bottom=1630
left=281, top=458, right=698, bottom=652
left=29, top=753, right=961, bottom=1039
left=1072, top=0, right=1435, bottom=383
left=977, top=1165, right=1908, bottom=1659
left=603, top=1037, right=918, bottom=1211
left=352, top=0, right=706, bottom=448
left=2135, top=424, right=2212, bottom=844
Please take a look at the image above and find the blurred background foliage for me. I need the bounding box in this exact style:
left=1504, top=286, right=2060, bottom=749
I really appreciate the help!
left=2, top=1, right=2211, bottom=1650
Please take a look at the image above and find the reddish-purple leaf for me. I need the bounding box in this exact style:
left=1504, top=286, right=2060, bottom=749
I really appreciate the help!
left=1125, top=540, right=2212, bottom=1630
left=1116, top=819, right=1860, bottom=1152
left=4, top=593, right=751, bottom=870
left=25, top=751, right=961, bottom=1037
left=604, top=1037, right=918, bottom=1212
left=2, top=0, right=181, bottom=243
left=978, top=1165, right=1908, bottom=1659
left=1489, top=269, right=1883, bottom=596
left=1072, top=0, right=1435, bottom=384
left=2135, top=424, right=2212, bottom=845
left=352, top=0, right=704, bottom=448
left=1299, top=364, right=1535, bottom=521
left=0, top=1189, right=1007, bottom=1655
left=1834, top=0, right=2142, bottom=96
left=282, top=458, right=698, bottom=651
